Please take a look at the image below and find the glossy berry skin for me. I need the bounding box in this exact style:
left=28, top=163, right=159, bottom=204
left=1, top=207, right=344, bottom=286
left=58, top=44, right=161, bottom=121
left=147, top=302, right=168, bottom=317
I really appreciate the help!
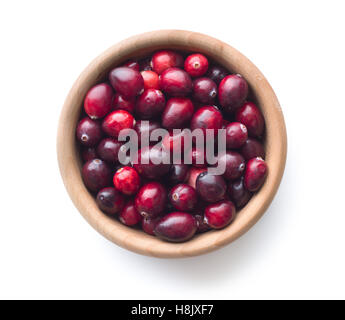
left=76, top=117, right=103, bottom=147
left=240, top=138, right=265, bottom=160
left=206, top=64, right=228, bottom=85
left=119, top=200, right=142, bottom=226
left=225, top=122, right=248, bottom=149
left=217, top=151, right=246, bottom=180
left=244, top=157, right=268, bottom=191
left=194, top=213, right=210, bottom=233
left=184, top=54, right=209, bottom=77
left=96, top=138, right=122, bottom=163
left=96, top=187, right=125, bottom=216
left=228, top=177, right=252, bottom=208
left=151, top=50, right=184, bottom=74
left=113, top=166, right=140, bottom=195
left=168, top=164, right=190, bottom=184
left=84, top=83, right=113, bottom=119
left=159, top=67, right=193, bottom=97
left=169, top=184, right=197, bottom=212
left=192, top=77, right=217, bottom=104
left=112, top=93, right=135, bottom=114
left=141, top=70, right=159, bottom=89
left=81, top=147, right=98, bottom=162
left=218, top=74, right=248, bottom=113
left=236, top=102, right=265, bottom=137
left=82, top=159, right=112, bottom=192
left=135, top=182, right=167, bottom=218
left=204, top=200, right=236, bottom=229
left=190, top=106, right=223, bottom=137
left=102, top=110, right=135, bottom=138
left=123, top=60, right=140, bottom=71
left=136, top=89, right=165, bottom=119
left=142, top=216, right=160, bottom=235
left=154, top=212, right=197, bottom=242
left=196, top=172, right=227, bottom=203
left=162, top=130, right=192, bottom=154
left=109, top=66, right=144, bottom=99
left=134, top=120, right=161, bottom=147
left=162, top=98, right=194, bottom=129
left=189, top=147, right=207, bottom=168
left=187, top=167, right=207, bottom=189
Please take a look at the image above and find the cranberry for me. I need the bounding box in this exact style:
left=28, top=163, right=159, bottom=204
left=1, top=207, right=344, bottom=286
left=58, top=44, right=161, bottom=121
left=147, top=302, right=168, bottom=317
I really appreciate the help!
left=123, top=60, right=140, bottom=71
left=119, top=200, right=142, bottom=226
left=236, top=102, right=265, bottom=137
left=162, top=130, right=191, bottom=154
left=142, top=216, right=160, bottom=235
left=184, top=53, right=209, bottom=77
left=81, top=147, right=98, bottom=162
left=189, top=147, right=207, bottom=168
left=82, top=159, right=112, bottom=192
left=190, top=106, right=223, bottom=137
left=225, top=122, right=248, bottom=149
left=76, top=117, right=103, bottom=147
left=168, top=164, right=190, bottom=184
left=141, top=70, right=159, bottom=89
left=139, top=57, right=152, bottom=71
left=196, top=172, right=226, bottom=202
left=204, top=200, right=236, bottom=229
left=169, top=184, right=197, bottom=212
left=244, top=157, right=268, bottom=192
left=112, top=93, right=135, bottom=114
left=154, top=212, right=197, bottom=242
left=136, top=89, right=165, bottom=119
left=113, top=166, right=140, bottom=195
left=187, top=167, right=207, bottom=189
left=217, top=151, right=245, bottom=180
left=194, top=213, right=210, bottom=233
left=109, top=66, right=144, bottom=99
left=192, top=77, right=217, bottom=104
left=151, top=50, right=184, bottom=74
left=96, top=138, right=122, bottom=163
left=240, top=138, right=265, bottom=160
left=135, top=182, right=167, bottom=218
left=228, top=177, right=252, bottom=208
left=134, top=120, right=161, bottom=147
left=162, top=98, right=194, bottom=129
left=96, top=187, right=125, bottom=216
left=102, top=110, right=135, bottom=138
left=159, top=67, right=192, bottom=97
left=84, top=83, right=113, bottom=119
left=218, top=74, right=248, bottom=113
left=206, top=64, right=228, bottom=84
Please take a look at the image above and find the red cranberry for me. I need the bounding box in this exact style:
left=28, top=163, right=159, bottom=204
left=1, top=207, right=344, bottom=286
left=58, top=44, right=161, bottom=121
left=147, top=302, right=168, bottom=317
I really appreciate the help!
left=192, top=77, right=217, bottom=104
left=187, top=167, right=207, bottom=189
left=236, top=102, right=265, bottom=137
left=151, top=50, right=184, bottom=74
left=134, top=120, right=161, bottom=146
left=135, top=182, right=167, bottom=218
left=109, top=66, right=144, bottom=99
left=84, top=83, right=113, bottom=119
left=113, top=166, right=140, bottom=195
left=189, top=147, right=207, bottom=168
left=190, top=106, right=223, bottom=137
left=162, top=98, right=194, bottom=129
left=154, top=212, right=197, bottom=242
left=141, top=70, right=159, bottom=89
left=81, top=147, right=98, bottom=162
left=228, top=177, right=252, bottom=208
left=244, top=157, right=268, bottom=191
left=184, top=53, right=209, bottom=77
left=139, top=57, right=152, bottom=71
left=123, top=60, right=140, bottom=71
left=218, top=74, right=248, bottom=113
left=136, top=89, right=165, bottom=119
left=82, top=159, right=112, bottom=192
left=206, top=64, right=228, bottom=85
left=162, top=130, right=192, bottom=154
left=217, top=151, right=245, bottom=180
left=225, top=122, right=248, bottom=149
left=142, top=216, right=160, bottom=235
left=240, top=138, right=265, bottom=160
left=112, top=93, right=135, bottom=114
left=96, top=138, right=122, bottom=163
left=194, top=213, right=211, bottom=233
left=102, top=110, right=135, bottom=138
left=169, top=184, right=197, bottom=212
left=168, top=164, right=190, bottom=184
left=159, top=67, right=192, bottom=97
left=196, top=172, right=227, bottom=202
left=205, top=200, right=236, bottom=229
left=96, top=187, right=125, bottom=216
left=76, top=117, right=103, bottom=147
left=119, top=200, right=142, bottom=226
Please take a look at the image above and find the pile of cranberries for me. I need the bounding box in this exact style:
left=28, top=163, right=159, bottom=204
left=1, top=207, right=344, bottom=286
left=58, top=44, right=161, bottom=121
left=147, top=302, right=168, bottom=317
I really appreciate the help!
left=76, top=50, right=267, bottom=243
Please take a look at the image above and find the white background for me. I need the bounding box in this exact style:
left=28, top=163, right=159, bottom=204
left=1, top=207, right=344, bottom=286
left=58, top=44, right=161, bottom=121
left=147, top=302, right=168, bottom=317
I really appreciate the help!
left=0, top=0, right=344, bottom=300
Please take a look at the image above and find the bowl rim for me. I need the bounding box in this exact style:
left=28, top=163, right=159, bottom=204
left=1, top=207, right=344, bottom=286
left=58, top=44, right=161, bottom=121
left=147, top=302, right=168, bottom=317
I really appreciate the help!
left=57, top=30, right=287, bottom=258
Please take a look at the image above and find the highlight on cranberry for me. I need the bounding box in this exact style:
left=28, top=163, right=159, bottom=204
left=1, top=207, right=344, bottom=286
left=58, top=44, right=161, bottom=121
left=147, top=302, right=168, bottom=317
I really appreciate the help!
left=76, top=50, right=268, bottom=243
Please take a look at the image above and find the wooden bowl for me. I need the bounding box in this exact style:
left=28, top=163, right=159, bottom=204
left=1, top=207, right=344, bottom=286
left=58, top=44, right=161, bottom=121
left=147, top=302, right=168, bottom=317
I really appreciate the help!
left=57, top=30, right=287, bottom=258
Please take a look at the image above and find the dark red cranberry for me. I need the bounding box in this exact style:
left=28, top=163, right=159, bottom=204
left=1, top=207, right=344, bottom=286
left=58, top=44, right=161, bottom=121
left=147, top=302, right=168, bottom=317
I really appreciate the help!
left=112, top=93, right=135, bottom=114
left=81, top=147, right=98, bottom=162
left=82, top=159, right=112, bottom=192
left=123, top=60, right=140, bottom=71
left=222, top=119, right=230, bottom=129
left=96, top=138, right=122, bottom=163
left=244, top=157, right=268, bottom=191
left=96, top=187, right=125, bottom=216
left=184, top=53, right=209, bottom=77
left=236, top=102, right=265, bottom=137
left=139, top=57, right=152, bottom=71
left=119, top=200, right=142, bottom=226
left=218, top=74, right=248, bottom=113
left=76, top=117, right=103, bottom=147
left=240, top=138, right=265, bottom=160
left=136, top=89, right=165, bottom=119
left=113, top=166, right=140, bottom=195
left=134, top=120, right=161, bottom=147
left=133, top=146, right=171, bottom=179
left=206, top=64, right=228, bottom=85
left=142, top=216, right=160, bottom=235
left=190, top=106, right=223, bottom=137
left=225, top=122, right=248, bottom=149
left=154, top=212, right=197, bottom=242
left=204, top=200, right=236, bottom=229
left=162, top=130, right=192, bottom=154
left=192, top=77, right=217, bottom=104
left=109, top=66, right=144, bottom=99
left=196, top=172, right=226, bottom=202
left=169, top=184, right=197, bottom=212
left=189, top=147, right=207, bottom=168
left=168, top=164, right=190, bottom=184
left=141, top=70, right=159, bottom=89
left=135, top=182, right=167, bottom=218
left=217, top=151, right=245, bottom=180
left=102, top=110, right=135, bottom=138
left=187, top=167, right=207, bottom=189
left=162, top=98, right=194, bottom=129
left=228, top=177, right=252, bottom=208
left=84, top=83, right=113, bottom=119
left=194, top=213, right=210, bottom=233
left=151, top=50, right=184, bottom=74
left=159, top=67, right=192, bottom=97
